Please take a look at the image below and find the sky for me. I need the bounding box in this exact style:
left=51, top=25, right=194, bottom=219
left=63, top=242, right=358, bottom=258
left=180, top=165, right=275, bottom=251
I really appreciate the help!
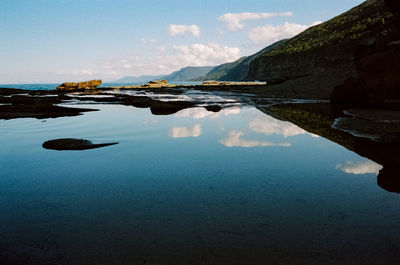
left=0, top=0, right=365, bottom=84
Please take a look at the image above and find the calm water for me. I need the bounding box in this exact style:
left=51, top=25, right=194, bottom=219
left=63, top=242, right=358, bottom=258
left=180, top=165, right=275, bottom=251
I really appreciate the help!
left=0, top=92, right=399, bottom=264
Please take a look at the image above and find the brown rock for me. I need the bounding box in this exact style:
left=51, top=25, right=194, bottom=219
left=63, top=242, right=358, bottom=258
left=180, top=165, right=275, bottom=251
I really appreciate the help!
left=57, top=80, right=102, bottom=91
left=144, top=80, right=168, bottom=87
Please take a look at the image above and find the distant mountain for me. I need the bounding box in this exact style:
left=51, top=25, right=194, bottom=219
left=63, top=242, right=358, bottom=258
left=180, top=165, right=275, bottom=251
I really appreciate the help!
left=113, top=75, right=165, bottom=83
left=198, top=0, right=399, bottom=99
left=114, top=66, right=215, bottom=84
left=192, top=57, right=248, bottom=81
left=163, top=66, right=215, bottom=82
left=196, top=39, right=286, bottom=81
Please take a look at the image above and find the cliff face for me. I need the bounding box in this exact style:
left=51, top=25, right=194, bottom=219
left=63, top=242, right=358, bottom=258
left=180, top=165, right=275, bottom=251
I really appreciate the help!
left=331, top=0, right=400, bottom=106
left=245, top=0, right=398, bottom=97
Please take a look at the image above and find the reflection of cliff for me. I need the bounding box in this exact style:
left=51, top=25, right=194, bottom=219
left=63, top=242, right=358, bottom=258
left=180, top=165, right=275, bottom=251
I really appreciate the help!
left=260, top=103, right=400, bottom=193
left=260, top=103, right=355, bottom=151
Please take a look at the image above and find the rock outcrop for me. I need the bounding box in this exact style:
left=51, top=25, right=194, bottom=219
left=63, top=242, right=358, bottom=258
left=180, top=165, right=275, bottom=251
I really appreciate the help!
left=57, top=80, right=102, bottom=91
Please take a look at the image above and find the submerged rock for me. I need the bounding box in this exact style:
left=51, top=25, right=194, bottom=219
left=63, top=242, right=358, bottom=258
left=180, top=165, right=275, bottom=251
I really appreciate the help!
left=42, top=138, right=118, bottom=151
left=57, top=80, right=102, bottom=91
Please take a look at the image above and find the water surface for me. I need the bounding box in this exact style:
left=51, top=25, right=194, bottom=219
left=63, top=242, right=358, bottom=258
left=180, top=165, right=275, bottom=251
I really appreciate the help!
left=0, top=92, right=399, bottom=265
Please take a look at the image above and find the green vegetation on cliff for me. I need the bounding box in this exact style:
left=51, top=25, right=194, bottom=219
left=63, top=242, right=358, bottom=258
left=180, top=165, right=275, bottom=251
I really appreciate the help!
left=265, top=0, right=395, bottom=57
left=248, top=0, right=398, bottom=83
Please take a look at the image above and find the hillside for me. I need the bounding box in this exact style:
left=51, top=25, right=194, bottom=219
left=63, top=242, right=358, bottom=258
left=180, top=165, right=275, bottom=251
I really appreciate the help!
left=246, top=0, right=398, bottom=98
left=192, top=57, right=247, bottom=81
left=163, top=66, right=214, bottom=82
left=197, top=40, right=286, bottom=81
left=248, top=0, right=396, bottom=78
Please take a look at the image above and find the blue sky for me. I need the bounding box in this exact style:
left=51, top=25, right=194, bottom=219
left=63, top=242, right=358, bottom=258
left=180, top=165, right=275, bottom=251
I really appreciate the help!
left=0, top=0, right=364, bottom=83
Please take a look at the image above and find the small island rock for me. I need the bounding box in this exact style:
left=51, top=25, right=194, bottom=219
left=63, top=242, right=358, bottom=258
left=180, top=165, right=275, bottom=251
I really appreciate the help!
left=57, top=80, right=102, bottom=91
left=144, top=80, right=169, bottom=87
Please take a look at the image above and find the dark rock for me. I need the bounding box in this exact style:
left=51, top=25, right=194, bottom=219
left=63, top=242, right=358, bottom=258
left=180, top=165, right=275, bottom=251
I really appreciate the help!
left=42, top=138, right=118, bottom=151
left=205, top=105, right=222, bottom=112
left=56, top=80, right=102, bottom=91
left=150, top=100, right=195, bottom=115
left=123, top=96, right=153, bottom=108
left=0, top=87, right=26, bottom=95
left=378, top=166, right=400, bottom=193
left=0, top=94, right=96, bottom=120
left=10, top=95, right=61, bottom=105
left=331, top=37, right=400, bottom=106
left=330, top=78, right=366, bottom=106
left=385, top=0, right=400, bottom=17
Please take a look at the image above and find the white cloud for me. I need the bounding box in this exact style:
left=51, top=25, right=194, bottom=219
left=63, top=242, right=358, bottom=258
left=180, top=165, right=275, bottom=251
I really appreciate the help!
left=218, top=12, right=293, bottom=31
left=249, top=115, right=307, bottom=138
left=220, top=131, right=290, bottom=148
left=175, top=107, right=241, bottom=119
left=169, top=124, right=202, bottom=138
left=140, top=37, right=156, bottom=44
left=79, top=69, right=94, bottom=76
left=167, top=24, right=201, bottom=37
left=279, top=12, right=293, bottom=17
left=248, top=21, right=322, bottom=45
left=336, top=161, right=383, bottom=175
left=157, top=46, right=166, bottom=52
left=168, top=43, right=240, bottom=67
left=71, top=43, right=240, bottom=81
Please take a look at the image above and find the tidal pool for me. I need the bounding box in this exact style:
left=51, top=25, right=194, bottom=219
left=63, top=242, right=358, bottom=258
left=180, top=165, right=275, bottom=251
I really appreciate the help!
left=0, top=93, right=399, bottom=265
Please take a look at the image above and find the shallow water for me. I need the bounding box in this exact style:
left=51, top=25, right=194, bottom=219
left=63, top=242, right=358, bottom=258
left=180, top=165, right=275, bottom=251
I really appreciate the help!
left=0, top=93, right=399, bottom=265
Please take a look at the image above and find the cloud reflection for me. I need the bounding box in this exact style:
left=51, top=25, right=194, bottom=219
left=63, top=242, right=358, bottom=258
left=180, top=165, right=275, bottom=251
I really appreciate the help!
left=336, top=161, right=383, bottom=175
left=249, top=115, right=308, bottom=137
left=220, top=131, right=290, bottom=148
left=169, top=124, right=202, bottom=138
left=175, top=107, right=240, bottom=119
